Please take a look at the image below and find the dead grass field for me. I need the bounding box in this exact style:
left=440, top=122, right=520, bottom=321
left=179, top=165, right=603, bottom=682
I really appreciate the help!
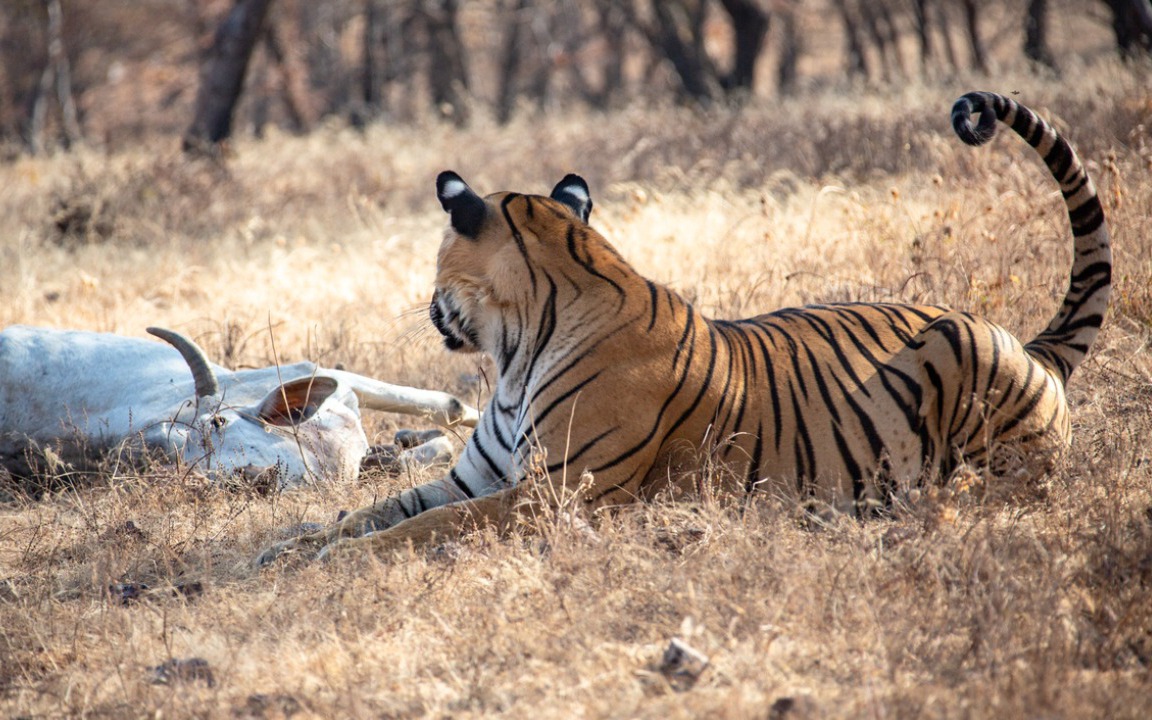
left=2, top=63, right=1152, bottom=718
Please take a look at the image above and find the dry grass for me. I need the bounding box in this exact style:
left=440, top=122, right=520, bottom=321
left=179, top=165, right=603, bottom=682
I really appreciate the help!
left=3, top=63, right=1152, bottom=718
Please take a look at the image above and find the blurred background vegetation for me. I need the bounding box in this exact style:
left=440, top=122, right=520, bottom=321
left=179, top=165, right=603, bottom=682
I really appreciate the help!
left=0, top=0, right=1146, bottom=157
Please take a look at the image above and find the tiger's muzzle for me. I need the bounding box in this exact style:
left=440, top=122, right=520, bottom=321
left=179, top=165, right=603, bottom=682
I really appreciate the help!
left=430, top=289, right=480, bottom=353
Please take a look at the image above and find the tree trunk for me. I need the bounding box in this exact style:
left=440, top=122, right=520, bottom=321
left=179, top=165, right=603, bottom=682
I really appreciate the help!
left=1024, top=0, right=1056, bottom=67
left=27, top=63, right=54, bottom=155
left=960, top=0, right=988, bottom=73
left=264, top=12, right=316, bottom=132
left=28, top=0, right=81, bottom=153
left=717, top=0, right=770, bottom=93
left=875, top=1, right=905, bottom=78
left=595, top=0, right=626, bottom=107
left=834, top=0, right=869, bottom=79
left=777, top=5, right=801, bottom=95
left=860, top=2, right=894, bottom=81
left=933, top=0, right=959, bottom=70
left=496, top=0, right=528, bottom=124
left=913, top=0, right=933, bottom=66
left=183, top=0, right=273, bottom=153
left=423, top=0, right=470, bottom=125
left=1104, top=0, right=1152, bottom=55
left=362, top=0, right=385, bottom=112
left=640, top=0, right=718, bottom=103
left=250, top=34, right=271, bottom=137
left=46, top=0, right=80, bottom=147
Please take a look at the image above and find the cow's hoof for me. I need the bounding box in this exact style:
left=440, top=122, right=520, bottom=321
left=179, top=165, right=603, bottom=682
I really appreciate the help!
left=394, top=428, right=444, bottom=449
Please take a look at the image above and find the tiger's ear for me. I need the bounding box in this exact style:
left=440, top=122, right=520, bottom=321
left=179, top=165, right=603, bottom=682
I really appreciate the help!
left=549, top=174, right=593, bottom=223
left=436, top=171, right=486, bottom=238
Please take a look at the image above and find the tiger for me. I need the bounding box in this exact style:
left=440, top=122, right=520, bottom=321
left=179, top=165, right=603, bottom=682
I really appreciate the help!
left=256, top=91, right=1110, bottom=565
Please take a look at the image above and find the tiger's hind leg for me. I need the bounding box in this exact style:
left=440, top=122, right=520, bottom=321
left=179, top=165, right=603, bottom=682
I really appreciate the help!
left=912, top=312, right=1071, bottom=487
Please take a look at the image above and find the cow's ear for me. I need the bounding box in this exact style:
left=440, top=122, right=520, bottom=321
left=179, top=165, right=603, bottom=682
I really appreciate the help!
left=257, top=377, right=338, bottom=426
left=436, top=171, right=486, bottom=238
left=549, top=173, right=592, bottom=222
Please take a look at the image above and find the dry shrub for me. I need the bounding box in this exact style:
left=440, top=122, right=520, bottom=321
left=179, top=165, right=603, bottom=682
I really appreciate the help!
left=2, top=61, right=1152, bottom=718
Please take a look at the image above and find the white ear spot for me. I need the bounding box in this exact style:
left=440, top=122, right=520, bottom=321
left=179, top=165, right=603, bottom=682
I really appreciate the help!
left=562, top=183, right=588, bottom=204
left=440, top=178, right=468, bottom=199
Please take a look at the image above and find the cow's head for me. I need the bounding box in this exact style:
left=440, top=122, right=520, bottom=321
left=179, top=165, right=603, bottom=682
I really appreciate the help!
left=145, top=328, right=369, bottom=489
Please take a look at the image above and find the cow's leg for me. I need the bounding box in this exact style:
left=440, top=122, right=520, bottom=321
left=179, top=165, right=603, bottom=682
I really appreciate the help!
left=325, top=369, right=480, bottom=427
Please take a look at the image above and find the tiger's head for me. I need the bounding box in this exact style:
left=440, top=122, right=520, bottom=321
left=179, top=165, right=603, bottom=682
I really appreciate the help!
left=429, top=171, right=596, bottom=357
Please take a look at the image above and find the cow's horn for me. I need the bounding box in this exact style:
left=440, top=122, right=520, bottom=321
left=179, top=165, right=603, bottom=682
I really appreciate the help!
left=146, top=326, right=220, bottom=398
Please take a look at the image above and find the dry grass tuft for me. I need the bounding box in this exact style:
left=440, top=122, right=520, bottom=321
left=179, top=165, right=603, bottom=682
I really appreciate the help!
left=3, top=62, right=1152, bottom=717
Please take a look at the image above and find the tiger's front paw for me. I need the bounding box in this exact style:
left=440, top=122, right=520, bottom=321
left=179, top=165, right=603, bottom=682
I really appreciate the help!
left=315, top=530, right=409, bottom=563
left=253, top=533, right=325, bottom=568
left=315, top=537, right=354, bottom=564
left=314, top=535, right=383, bottom=563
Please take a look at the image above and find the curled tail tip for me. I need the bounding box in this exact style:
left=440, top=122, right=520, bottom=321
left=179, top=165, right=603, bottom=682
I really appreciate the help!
left=949, top=91, right=1111, bottom=385
left=951, top=91, right=1003, bottom=147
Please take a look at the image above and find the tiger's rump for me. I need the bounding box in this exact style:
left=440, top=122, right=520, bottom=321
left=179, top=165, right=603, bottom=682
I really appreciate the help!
left=572, top=301, right=1070, bottom=512
left=711, top=303, right=952, bottom=505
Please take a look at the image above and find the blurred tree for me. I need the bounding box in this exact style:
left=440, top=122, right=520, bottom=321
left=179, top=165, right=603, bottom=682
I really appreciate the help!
left=361, top=0, right=389, bottom=116
left=861, top=1, right=904, bottom=81
left=420, top=0, right=470, bottom=125
left=776, top=2, right=801, bottom=94
left=358, top=0, right=474, bottom=125
left=496, top=0, right=531, bottom=124
left=833, top=0, right=870, bottom=78
left=183, top=0, right=273, bottom=154
left=633, top=0, right=719, bottom=103
left=262, top=3, right=316, bottom=132
left=915, top=0, right=960, bottom=73
left=1024, top=0, right=1056, bottom=68
left=295, top=2, right=360, bottom=122
left=716, top=0, right=770, bottom=92
left=1102, top=0, right=1152, bottom=55
left=960, top=0, right=988, bottom=74
left=912, top=0, right=932, bottom=65
left=593, top=0, right=628, bottom=107
left=0, top=0, right=1132, bottom=151
left=27, top=0, right=81, bottom=153
left=494, top=1, right=603, bottom=122
left=623, top=0, right=772, bottom=104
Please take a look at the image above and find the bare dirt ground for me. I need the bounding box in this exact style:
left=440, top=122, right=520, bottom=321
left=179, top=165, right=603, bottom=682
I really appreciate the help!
left=2, top=63, right=1151, bottom=717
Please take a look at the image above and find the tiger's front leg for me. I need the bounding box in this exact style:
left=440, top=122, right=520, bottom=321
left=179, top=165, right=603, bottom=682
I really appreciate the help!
left=253, top=470, right=509, bottom=567
left=315, top=484, right=535, bottom=562
left=253, top=496, right=409, bottom=566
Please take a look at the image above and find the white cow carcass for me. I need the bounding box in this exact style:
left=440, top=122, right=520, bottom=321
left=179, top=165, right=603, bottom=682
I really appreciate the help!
left=0, top=325, right=479, bottom=489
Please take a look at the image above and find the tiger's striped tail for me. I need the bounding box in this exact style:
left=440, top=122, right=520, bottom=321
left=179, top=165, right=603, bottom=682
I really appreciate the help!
left=951, top=91, right=1111, bottom=385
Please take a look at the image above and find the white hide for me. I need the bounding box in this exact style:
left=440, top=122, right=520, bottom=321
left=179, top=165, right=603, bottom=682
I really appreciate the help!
left=0, top=325, right=479, bottom=488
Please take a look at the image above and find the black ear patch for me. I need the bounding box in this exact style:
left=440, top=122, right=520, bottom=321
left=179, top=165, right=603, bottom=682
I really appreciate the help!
left=436, top=171, right=487, bottom=238
left=549, top=174, right=593, bottom=223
